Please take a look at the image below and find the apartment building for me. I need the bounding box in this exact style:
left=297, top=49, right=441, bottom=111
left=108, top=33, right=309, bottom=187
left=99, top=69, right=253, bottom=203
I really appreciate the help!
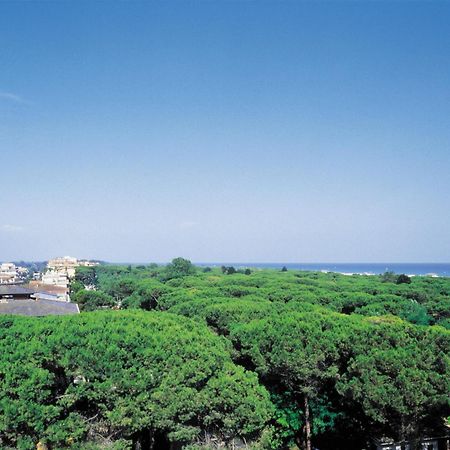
left=42, top=270, right=69, bottom=288
left=47, top=256, right=78, bottom=278
left=0, top=263, right=17, bottom=284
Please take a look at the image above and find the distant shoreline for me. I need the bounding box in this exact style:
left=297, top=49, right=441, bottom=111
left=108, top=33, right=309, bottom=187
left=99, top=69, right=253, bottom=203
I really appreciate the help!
left=194, top=262, right=450, bottom=277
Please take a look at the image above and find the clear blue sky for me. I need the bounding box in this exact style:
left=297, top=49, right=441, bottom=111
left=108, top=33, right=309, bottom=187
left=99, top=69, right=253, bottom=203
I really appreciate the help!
left=1, top=1, right=449, bottom=263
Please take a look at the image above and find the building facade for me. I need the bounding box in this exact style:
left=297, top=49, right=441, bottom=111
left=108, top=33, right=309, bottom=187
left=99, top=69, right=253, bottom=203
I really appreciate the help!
left=0, top=263, right=17, bottom=284
left=47, top=256, right=79, bottom=279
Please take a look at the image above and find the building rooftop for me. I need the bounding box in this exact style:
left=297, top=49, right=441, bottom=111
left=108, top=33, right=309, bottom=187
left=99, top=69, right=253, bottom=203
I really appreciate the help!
left=0, top=285, right=35, bottom=296
left=0, top=298, right=79, bottom=316
left=28, top=281, right=68, bottom=295
left=0, top=284, right=79, bottom=316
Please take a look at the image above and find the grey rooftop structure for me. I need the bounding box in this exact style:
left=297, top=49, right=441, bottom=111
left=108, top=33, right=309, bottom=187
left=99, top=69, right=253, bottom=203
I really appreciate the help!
left=0, top=285, right=35, bottom=299
left=0, top=285, right=79, bottom=316
left=0, top=298, right=79, bottom=316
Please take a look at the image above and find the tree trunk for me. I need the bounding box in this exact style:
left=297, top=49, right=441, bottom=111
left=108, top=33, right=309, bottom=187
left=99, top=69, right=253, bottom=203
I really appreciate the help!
left=304, top=394, right=312, bottom=450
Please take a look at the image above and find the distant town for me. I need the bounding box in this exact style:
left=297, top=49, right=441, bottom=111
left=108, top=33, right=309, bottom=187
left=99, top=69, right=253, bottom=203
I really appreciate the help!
left=0, top=257, right=99, bottom=316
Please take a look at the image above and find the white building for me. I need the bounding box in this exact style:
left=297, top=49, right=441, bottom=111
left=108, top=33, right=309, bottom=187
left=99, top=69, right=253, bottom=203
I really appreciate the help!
left=46, top=256, right=99, bottom=279
left=47, top=256, right=78, bottom=279
left=79, top=260, right=99, bottom=267
left=0, top=263, right=17, bottom=284
left=16, top=266, right=29, bottom=276
left=42, top=270, right=69, bottom=288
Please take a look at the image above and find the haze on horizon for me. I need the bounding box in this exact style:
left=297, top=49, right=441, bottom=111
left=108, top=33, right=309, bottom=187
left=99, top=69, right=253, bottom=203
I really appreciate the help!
left=1, top=2, right=449, bottom=263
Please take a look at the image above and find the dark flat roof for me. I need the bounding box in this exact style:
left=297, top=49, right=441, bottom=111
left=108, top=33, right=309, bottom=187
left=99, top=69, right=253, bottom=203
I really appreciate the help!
left=0, top=285, right=35, bottom=296
left=0, top=299, right=79, bottom=316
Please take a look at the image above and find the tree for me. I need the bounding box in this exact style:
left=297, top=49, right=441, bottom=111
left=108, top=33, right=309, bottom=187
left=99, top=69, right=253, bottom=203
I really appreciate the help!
left=75, top=266, right=97, bottom=287
left=121, top=286, right=164, bottom=311
left=380, top=271, right=397, bottom=283
left=53, top=262, right=450, bottom=449
left=221, top=266, right=237, bottom=275
left=397, top=274, right=412, bottom=284
left=399, top=302, right=431, bottom=326
left=0, top=312, right=272, bottom=449
left=69, top=280, right=84, bottom=295
left=231, top=310, right=347, bottom=450
left=72, top=290, right=116, bottom=311
left=337, top=320, right=450, bottom=447
left=281, top=266, right=288, bottom=272
left=163, top=257, right=196, bottom=281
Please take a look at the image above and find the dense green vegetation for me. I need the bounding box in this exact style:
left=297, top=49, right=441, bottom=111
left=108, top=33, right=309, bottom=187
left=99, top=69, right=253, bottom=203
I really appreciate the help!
left=0, top=311, right=270, bottom=450
left=1, top=259, right=449, bottom=449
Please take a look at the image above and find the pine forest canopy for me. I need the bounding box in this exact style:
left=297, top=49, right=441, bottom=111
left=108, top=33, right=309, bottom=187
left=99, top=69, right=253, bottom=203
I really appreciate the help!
left=0, top=258, right=449, bottom=450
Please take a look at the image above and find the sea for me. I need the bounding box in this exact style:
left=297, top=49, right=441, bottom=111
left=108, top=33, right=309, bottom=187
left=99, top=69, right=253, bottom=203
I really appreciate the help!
left=197, top=263, right=450, bottom=277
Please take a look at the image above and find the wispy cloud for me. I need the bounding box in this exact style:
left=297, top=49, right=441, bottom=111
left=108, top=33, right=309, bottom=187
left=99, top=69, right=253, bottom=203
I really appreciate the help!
left=1, top=224, right=25, bottom=233
left=0, top=91, right=31, bottom=105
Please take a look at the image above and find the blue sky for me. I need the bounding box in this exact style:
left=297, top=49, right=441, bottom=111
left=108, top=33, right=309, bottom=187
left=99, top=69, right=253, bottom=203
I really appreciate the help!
left=1, top=2, right=449, bottom=262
